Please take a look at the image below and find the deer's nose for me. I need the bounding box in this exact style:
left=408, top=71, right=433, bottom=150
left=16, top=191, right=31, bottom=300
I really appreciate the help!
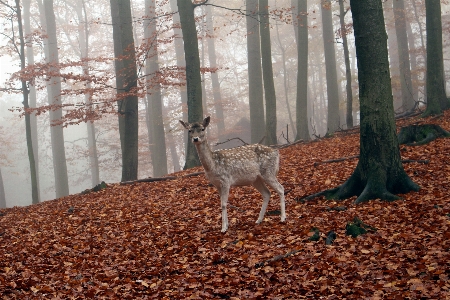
left=193, top=137, right=199, bottom=142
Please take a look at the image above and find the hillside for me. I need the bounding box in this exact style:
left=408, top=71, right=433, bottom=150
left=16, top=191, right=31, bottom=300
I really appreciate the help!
left=1, top=111, right=449, bottom=299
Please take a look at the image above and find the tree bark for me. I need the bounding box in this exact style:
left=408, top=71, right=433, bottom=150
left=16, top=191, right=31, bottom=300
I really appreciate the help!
left=177, top=0, right=203, bottom=169
left=259, top=0, right=277, bottom=145
left=246, top=0, right=265, bottom=144
left=42, top=0, right=70, bottom=198
left=76, top=0, right=100, bottom=187
left=323, top=0, right=420, bottom=204
left=423, top=0, right=448, bottom=116
left=393, top=0, right=415, bottom=112
left=0, top=168, right=5, bottom=208
left=23, top=0, right=40, bottom=201
left=145, top=0, right=168, bottom=177
left=321, top=0, right=340, bottom=134
left=295, top=0, right=309, bottom=141
left=110, top=0, right=139, bottom=181
left=338, top=0, right=353, bottom=129
left=205, top=5, right=225, bottom=138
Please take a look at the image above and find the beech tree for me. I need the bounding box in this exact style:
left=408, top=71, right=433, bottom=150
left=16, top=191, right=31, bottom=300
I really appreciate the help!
left=321, top=0, right=340, bottom=134
left=338, top=0, right=353, bottom=128
left=42, top=0, right=70, bottom=198
left=295, top=0, right=309, bottom=141
left=259, top=0, right=277, bottom=145
left=422, top=0, right=448, bottom=116
left=145, top=0, right=168, bottom=177
left=177, top=0, right=203, bottom=169
left=0, top=168, right=5, bottom=208
left=393, top=0, right=415, bottom=112
left=110, top=0, right=139, bottom=181
left=246, top=0, right=265, bottom=144
left=306, top=0, right=420, bottom=203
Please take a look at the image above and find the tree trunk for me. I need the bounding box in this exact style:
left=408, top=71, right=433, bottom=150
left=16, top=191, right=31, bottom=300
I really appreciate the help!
left=205, top=5, right=225, bottom=137
left=321, top=0, right=340, bottom=134
left=20, top=0, right=39, bottom=203
left=423, top=0, right=448, bottom=116
left=246, top=0, right=265, bottom=144
left=77, top=0, right=100, bottom=187
left=177, top=0, right=203, bottom=169
left=325, top=0, right=419, bottom=204
left=169, top=0, right=189, bottom=156
left=0, top=168, right=5, bottom=208
left=393, top=0, right=415, bottom=112
left=338, top=0, right=353, bottom=129
left=110, top=0, right=139, bottom=181
left=295, top=0, right=309, bottom=141
left=259, top=0, right=277, bottom=145
left=43, top=0, right=70, bottom=198
left=23, top=0, right=40, bottom=201
left=275, top=22, right=296, bottom=140
left=145, top=0, right=168, bottom=177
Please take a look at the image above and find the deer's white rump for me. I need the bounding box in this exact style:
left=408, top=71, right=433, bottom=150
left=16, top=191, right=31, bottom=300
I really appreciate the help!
left=180, top=116, right=286, bottom=232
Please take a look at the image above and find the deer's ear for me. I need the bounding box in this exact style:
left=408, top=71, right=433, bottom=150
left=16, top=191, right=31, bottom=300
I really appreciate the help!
left=203, top=116, right=211, bottom=128
left=179, top=120, right=189, bottom=129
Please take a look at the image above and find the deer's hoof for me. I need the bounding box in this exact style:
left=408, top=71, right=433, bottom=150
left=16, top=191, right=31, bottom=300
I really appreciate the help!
left=281, top=216, right=286, bottom=222
left=255, top=219, right=262, bottom=224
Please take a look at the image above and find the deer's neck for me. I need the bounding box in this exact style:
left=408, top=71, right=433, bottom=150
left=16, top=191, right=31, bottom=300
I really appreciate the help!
left=194, top=140, right=215, bottom=172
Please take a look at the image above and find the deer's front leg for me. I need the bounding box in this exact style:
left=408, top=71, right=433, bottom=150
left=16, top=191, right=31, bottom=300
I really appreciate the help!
left=218, top=185, right=230, bottom=233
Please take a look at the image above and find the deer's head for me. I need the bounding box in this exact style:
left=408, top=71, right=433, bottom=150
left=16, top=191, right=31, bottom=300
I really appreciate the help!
left=179, top=116, right=210, bottom=144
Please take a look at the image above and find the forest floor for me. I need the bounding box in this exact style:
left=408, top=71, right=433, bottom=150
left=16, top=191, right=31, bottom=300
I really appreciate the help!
left=1, top=110, right=450, bottom=299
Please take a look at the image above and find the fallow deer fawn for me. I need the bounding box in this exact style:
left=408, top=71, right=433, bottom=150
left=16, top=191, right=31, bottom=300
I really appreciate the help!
left=180, top=116, right=286, bottom=232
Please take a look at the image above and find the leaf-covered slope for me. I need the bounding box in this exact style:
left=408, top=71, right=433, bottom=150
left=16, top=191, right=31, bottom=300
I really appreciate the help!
left=1, top=112, right=449, bottom=299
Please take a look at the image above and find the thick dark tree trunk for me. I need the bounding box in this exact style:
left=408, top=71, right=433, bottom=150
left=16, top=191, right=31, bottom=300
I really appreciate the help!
left=177, top=0, right=203, bottom=169
left=295, top=0, right=310, bottom=141
left=110, top=0, right=139, bottom=181
left=259, top=0, right=278, bottom=145
left=317, top=0, right=420, bottom=203
left=423, top=0, right=448, bottom=116
left=246, top=0, right=265, bottom=144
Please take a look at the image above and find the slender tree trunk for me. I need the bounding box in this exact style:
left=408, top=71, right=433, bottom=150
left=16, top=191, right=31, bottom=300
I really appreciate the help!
left=295, top=0, right=309, bottom=141
left=43, top=0, right=70, bottom=198
left=145, top=0, right=168, bottom=177
left=23, top=0, right=40, bottom=201
left=169, top=0, right=189, bottom=155
left=205, top=5, right=225, bottom=137
left=77, top=0, right=100, bottom=187
left=246, top=0, right=265, bottom=144
left=321, top=0, right=340, bottom=134
left=177, top=0, right=203, bottom=169
left=259, top=0, right=277, bottom=145
left=324, top=0, right=419, bottom=203
left=22, top=0, right=40, bottom=203
left=393, top=0, right=415, bottom=112
left=423, top=0, right=448, bottom=116
left=110, top=0, right=139, bottom=181
left=339, top=0, right=353, bottom=128
left=0, top=168, right=5, bottom=208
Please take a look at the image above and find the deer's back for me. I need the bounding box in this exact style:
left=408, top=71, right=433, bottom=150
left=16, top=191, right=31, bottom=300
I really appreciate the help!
left=208, top=144, right=279, bottom=186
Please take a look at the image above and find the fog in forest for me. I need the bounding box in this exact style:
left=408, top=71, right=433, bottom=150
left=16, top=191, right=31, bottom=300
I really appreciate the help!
left=0, top=0, right=449, bottom=207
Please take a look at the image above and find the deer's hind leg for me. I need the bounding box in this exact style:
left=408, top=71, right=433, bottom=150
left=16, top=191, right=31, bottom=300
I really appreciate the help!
left=262, top=176, right=286, bottom=222
left=253, top=176, right=271, bottom=224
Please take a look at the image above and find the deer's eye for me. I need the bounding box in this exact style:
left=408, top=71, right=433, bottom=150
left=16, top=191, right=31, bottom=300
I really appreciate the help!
left=201, top=128, right=205, bottom=131
left=188, top=130, right=192, bottom=133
